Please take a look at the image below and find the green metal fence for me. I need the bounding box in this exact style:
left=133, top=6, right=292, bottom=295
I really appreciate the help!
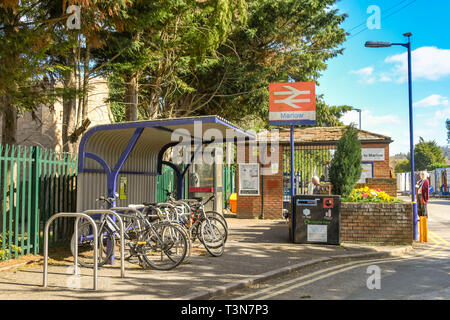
left=223, top=165, right=235, bottom=209
left=1, top=146, right=234, bottom=261
left=0, top=145, right=77, bottom=261
left=156, top=165, right=175, bottom=202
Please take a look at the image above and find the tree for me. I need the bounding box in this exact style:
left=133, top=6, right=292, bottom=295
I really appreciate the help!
left=94, top=0, right=247, bottom=121
left=329, top=125, right=362, bottom=197
left=395, top=138, right=446, bottom=171
left=0, top=0, right=63, bottom=145
left=394, top=159, right=410, bottom=173
left=409, top=137, right=446, bottom=171
left=103, top=0, right=347, bottom=126
left=40, top=0, right=132, bottom=152
left=166, top=0, right=347, bottom=124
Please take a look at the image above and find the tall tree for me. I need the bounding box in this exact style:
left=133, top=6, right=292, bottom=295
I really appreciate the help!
left=329, top=125, right=362, bottom=197
left=408, top=137, right=446, bottom=171
left=0, top=0, right=62, bottom=145
left=156, top=0, right=347, bottom=125
left=94, top=0, right=247, bottom=121
left=40, top=0, right=131, bottom=151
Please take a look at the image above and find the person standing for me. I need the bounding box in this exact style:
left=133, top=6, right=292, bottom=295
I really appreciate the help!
left=311, top=176, right=321, bottom=195
left=416, top=171, right=429, bottom=218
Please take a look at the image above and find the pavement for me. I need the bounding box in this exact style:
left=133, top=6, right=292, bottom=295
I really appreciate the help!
left=0, top=215, right=415, bottom=300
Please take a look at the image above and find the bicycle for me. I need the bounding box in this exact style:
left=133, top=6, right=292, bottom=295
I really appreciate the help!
left=147, top=192, right=227, bottom=257
left=71, top=195, right=188, bottom=270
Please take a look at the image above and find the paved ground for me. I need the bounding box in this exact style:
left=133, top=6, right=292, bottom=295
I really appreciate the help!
left=0, top=215, right=412, bottom=300
left=213, top=197, right=450, bottom=300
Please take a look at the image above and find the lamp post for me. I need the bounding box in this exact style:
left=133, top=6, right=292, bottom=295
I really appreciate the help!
left=353, top=108, right=362, bottom=130
left=365, top=32, right=418, bottom=240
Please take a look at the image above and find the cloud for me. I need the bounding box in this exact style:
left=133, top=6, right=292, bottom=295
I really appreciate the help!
left=413, top=94, right=449, bottom=107
left=423, top=106, right=450, bottom=127
left=349, top=66, right=375, bottom=84
left=340, top=109, right=402, bottom=130
left=385, top=46, right=450, bottom=82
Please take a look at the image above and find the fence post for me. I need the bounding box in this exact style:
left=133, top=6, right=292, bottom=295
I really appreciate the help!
left=30, top=146, right=40, bottom=255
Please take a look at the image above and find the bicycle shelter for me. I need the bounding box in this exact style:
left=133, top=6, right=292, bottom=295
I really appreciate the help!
left=76, top=116, right=255, bottom=212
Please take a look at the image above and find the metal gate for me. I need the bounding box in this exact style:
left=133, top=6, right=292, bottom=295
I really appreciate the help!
left=282, top=144, right=336, bottom=199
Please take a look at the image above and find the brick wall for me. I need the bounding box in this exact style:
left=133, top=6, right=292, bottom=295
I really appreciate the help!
left=236, top=143, right=283, bottom=219
left=361, top=142, right=391, bottom=178
left=355, top=178, right=397, bottom=197
left=340, top=202, right=413, bottom=244
left=235, top=140, right=394, bottom=219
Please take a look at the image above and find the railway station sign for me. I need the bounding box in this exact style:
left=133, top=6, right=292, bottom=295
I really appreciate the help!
left=269, top=82, right=316, bottom=126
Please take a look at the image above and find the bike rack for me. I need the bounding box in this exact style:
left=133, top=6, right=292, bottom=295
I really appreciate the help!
left=111, top=206, right=163, bottom=220
left=83, top=210, right=125, bottom=279
left=43, top=212, right=98, bottom=290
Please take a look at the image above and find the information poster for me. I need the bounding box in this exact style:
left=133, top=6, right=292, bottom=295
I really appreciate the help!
left=358, top=162, right=374, bottom=183
left=239, top=163, right=260, bottom=195
left=119, top=176, right=127, bottom=200
left=307, top=224, right=327, bottom=243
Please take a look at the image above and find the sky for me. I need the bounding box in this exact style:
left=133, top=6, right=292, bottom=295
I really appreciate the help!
left=316, top=0, right=450, bottom=155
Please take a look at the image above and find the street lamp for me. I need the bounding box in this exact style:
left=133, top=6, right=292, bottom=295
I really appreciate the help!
left=365, top=32, right=418, bottom=241
left=352, top=108, right=362, bottom=130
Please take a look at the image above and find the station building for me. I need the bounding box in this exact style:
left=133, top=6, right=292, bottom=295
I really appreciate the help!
left=235, top=126, right=396, bottom=219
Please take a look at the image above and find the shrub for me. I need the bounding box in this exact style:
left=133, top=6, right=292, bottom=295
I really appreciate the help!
left=329, top=125, right=362, bottom=197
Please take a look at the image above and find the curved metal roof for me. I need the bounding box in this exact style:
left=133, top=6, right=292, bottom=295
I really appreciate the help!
left=78, top=115, right=255, bottom=174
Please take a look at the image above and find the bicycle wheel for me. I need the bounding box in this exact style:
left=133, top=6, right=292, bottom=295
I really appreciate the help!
left=139, top=222, right=187, bottom=270
left=198, top=216, right=228, bottom=244
left=166, top=222, right=192, bottom=261
left=70, top=220, right=115, bottom=268
left=205, top=211, right=228, bottom=230
left=116, top=214, right=141, bottom=261
left=199, top=219, right=225, bottom=257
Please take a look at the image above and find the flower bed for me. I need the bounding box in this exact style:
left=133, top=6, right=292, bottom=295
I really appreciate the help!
left=343, top=186, right=402, bottom=203
left=340, top=187, right=411, bottom=244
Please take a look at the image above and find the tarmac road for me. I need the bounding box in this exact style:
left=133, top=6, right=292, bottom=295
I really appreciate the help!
left=214, top=197, right=450, bottom=300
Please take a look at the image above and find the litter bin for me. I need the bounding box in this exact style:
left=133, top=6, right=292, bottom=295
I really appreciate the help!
left=290, top=195, right=341, bottom=245
left=229, top=193, right=237, bottom=213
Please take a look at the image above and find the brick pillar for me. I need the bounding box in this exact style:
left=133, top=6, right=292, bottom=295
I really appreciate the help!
left=236, top=143, right=283, bottom=219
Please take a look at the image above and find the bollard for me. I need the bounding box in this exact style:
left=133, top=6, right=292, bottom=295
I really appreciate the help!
left=420, top=216, right=428, bottom=242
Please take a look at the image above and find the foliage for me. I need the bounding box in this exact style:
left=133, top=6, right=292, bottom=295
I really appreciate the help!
left=428, top=163, right=449, bottom=171
left=1, top=0, right=350, bottom=146
left=398, top=138, right=446, bottom=171
left=93, top=0, right=247, bottom=120
left=99, top=0, right=348, bottom=126
left=342, top=186, right=402, bottom=203
left=0, top=233, right=22, bottom=260
left=411, top=138, right=446, bottom=171
left=329, top=125, right=362, bottom=197
left=169, top=0, right=348, bottom=127
left=394, top=159, right=410, bottom=173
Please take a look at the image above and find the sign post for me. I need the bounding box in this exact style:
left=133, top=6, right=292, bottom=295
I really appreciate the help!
left=269, top=82, right=316, bottom=241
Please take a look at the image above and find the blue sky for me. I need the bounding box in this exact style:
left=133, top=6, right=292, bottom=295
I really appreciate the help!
left=317, top=0, right=450, bottom=155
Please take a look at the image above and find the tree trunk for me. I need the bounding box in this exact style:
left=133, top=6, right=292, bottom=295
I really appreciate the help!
left=125, top=74, right=138, bottom=121
left=81, top=42, right=91, bottom=122
left=1, top=95, right=18, bottom=145
left=62, top=49, right=77, bottom=153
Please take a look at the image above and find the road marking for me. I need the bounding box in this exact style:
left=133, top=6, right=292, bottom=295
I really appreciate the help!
left=429, top=230, right=449, bottom=245
left=237, top=234, right=446, bottom=300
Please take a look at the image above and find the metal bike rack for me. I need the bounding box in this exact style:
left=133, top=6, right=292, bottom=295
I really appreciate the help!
left=111, top=206, right=162, bottom=220
left=83, top=210, right=125, bottom=279
left=43, top=212, right=98, bottom=290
